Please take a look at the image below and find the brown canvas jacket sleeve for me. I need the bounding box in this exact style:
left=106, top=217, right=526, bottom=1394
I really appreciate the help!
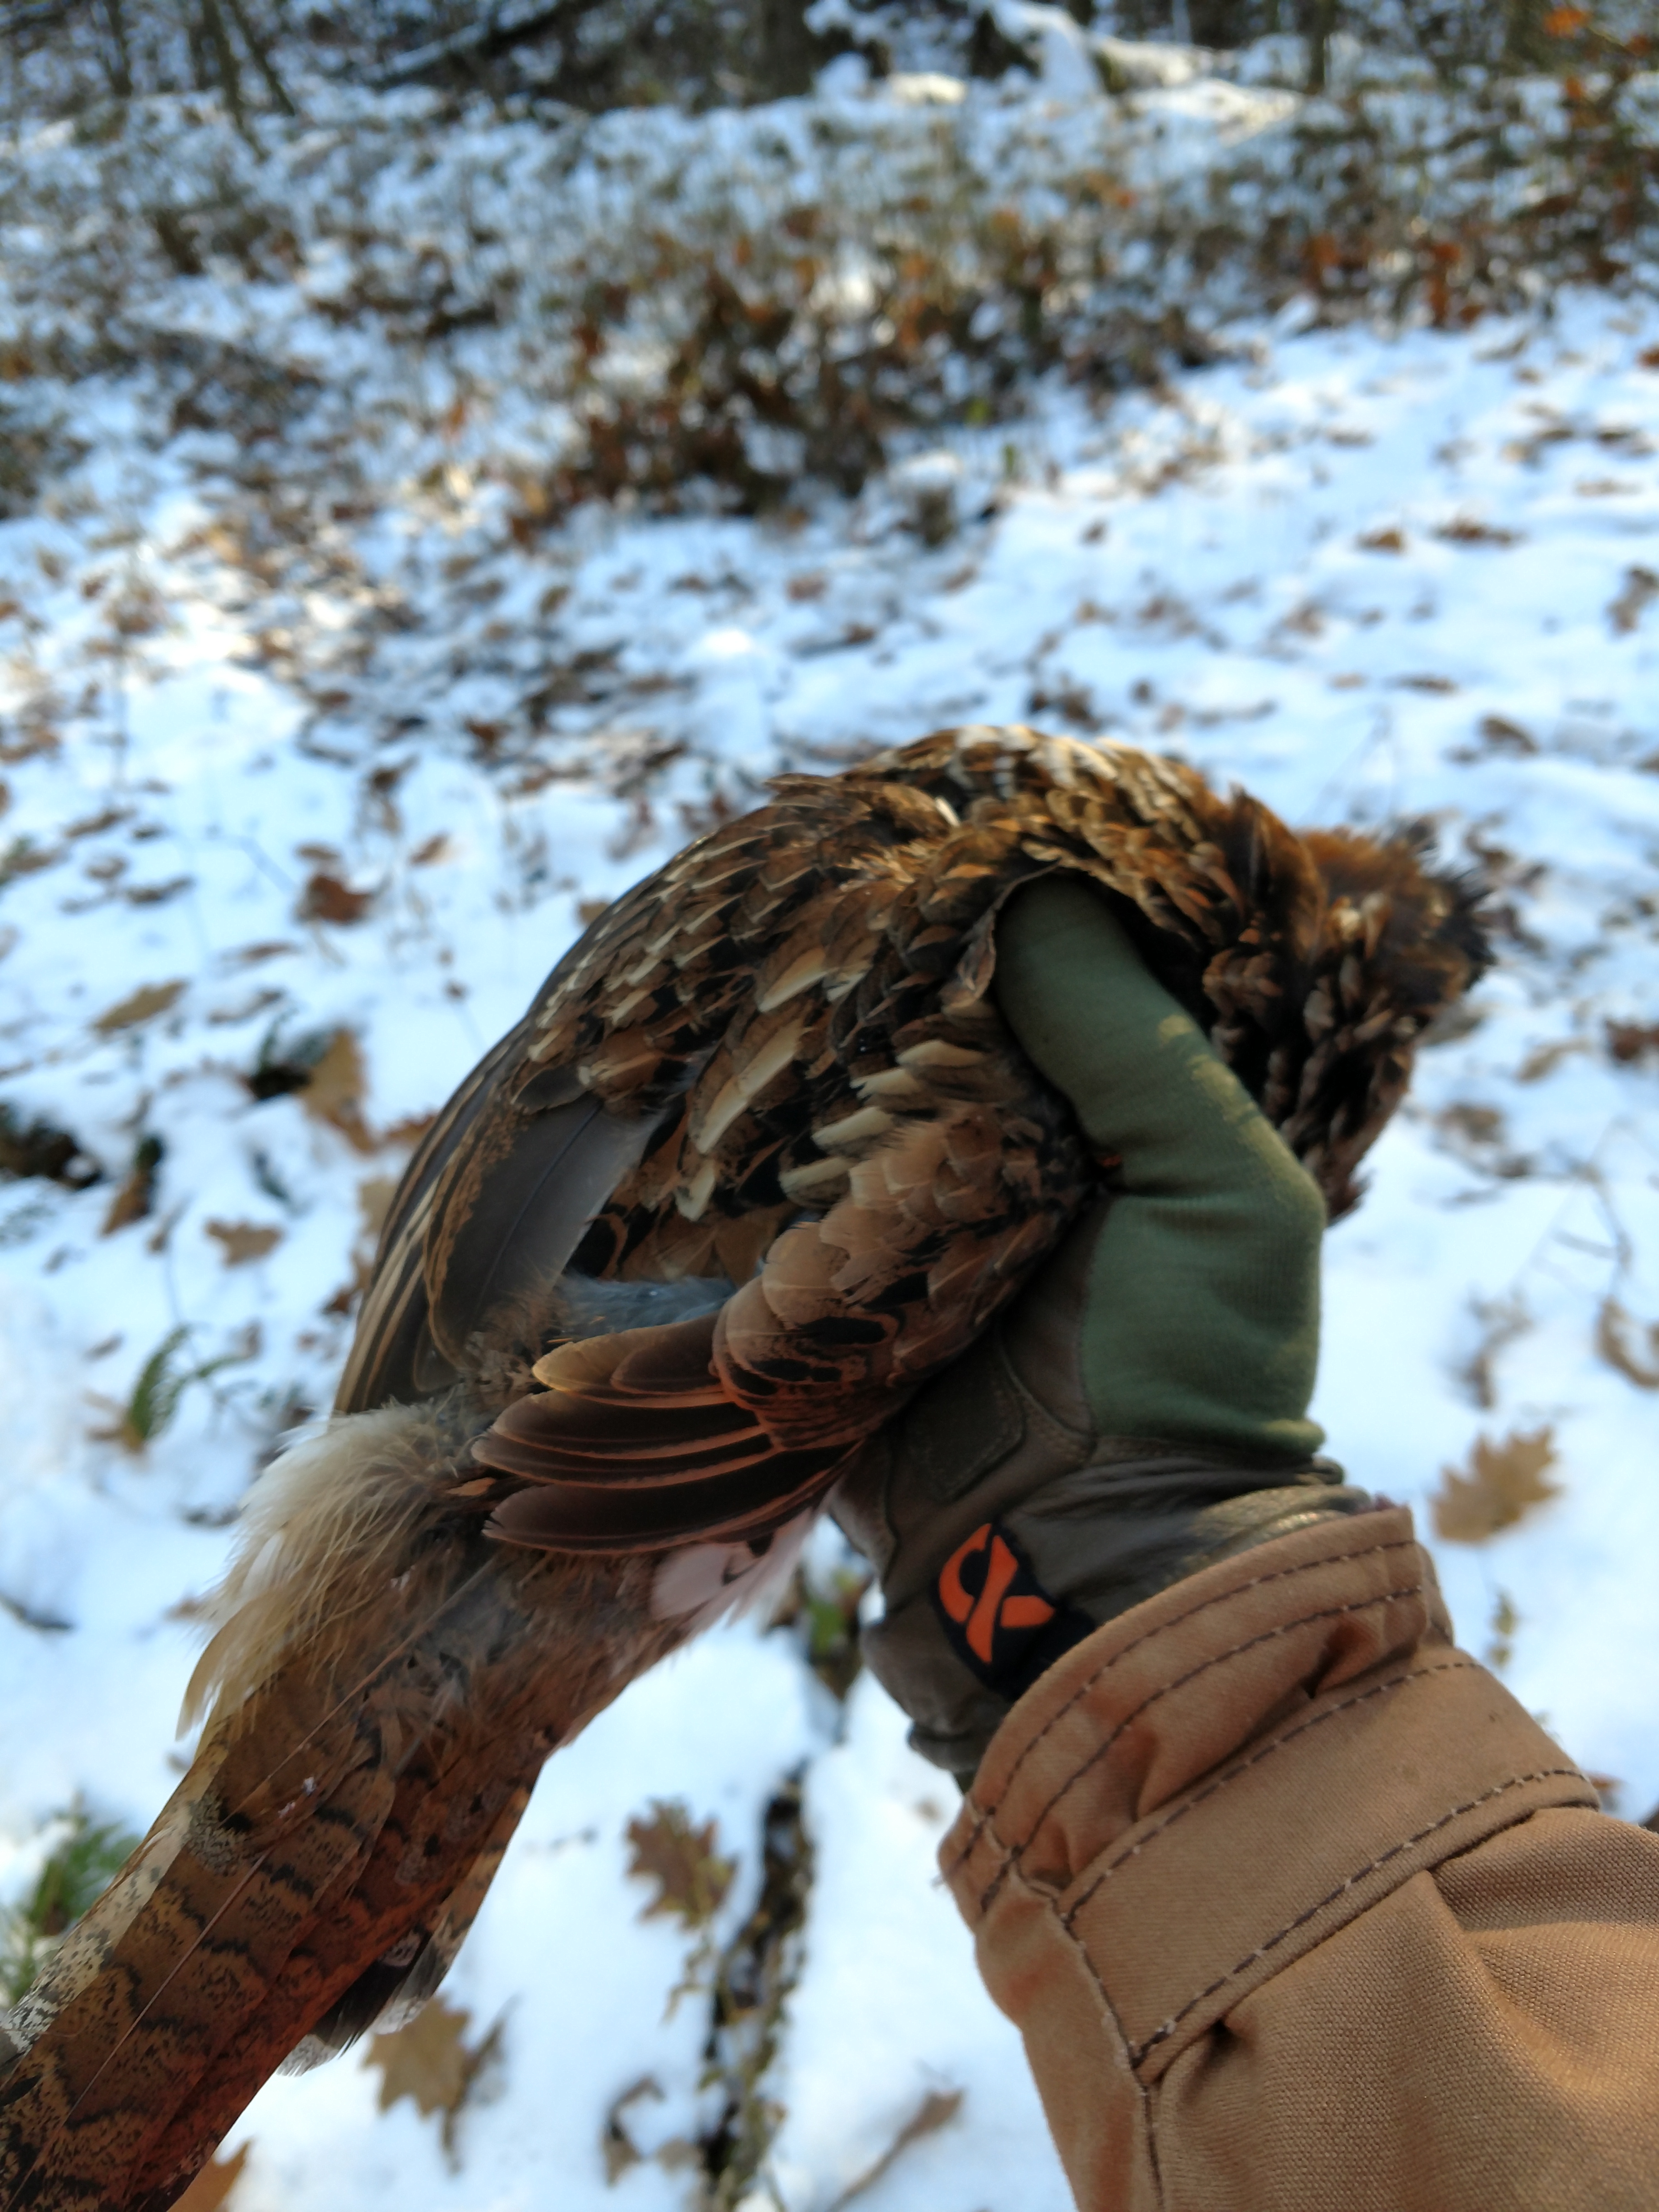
left=940, top=1504, right=1659, bottom=2212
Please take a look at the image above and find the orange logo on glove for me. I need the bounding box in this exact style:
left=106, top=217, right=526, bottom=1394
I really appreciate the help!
left=935, top=1521, right=1058, bottom=1670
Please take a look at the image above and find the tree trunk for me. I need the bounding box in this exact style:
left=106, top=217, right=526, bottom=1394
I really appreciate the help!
left=757, top=0, right=827, bottom=96
left=219, top=0, right=296, bottom=113
left=100, top=0, right=133, bottom=96
left=1302, top=0, right=1337, bottom=90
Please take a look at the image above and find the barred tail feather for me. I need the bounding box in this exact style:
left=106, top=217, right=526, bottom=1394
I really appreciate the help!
left=0, top=1401, right=685, bottom=2212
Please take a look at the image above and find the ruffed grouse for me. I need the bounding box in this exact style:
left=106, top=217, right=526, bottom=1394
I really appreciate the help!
left=0, top=727, right=1487, bottom=2210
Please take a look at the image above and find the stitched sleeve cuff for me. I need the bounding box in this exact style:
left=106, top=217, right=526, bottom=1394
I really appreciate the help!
left=939, top=1505, right=1599, bottom=2087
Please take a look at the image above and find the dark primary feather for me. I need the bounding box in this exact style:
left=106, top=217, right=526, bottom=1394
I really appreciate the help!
left=0, top=727, right=1488, bottom=2212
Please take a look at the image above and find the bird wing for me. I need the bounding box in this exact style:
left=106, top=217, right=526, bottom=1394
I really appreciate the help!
left=342, top=723, right=1483, bottom=1555
left=328, top=765, right=1098, bottom=1556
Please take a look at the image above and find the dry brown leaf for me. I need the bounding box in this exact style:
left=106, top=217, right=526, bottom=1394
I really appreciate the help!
left=298, top=869, right=373, bottom=925
left=409, top=833, right=453, bottom=866
left=601, top=2075, right=664, bottom=2184
left=624, top=1801, right=734, bottom=1931
left=205, top=1219, right=283, bottom=1266
left=381, top=1111, right=437, bottom=1150
left=93, top=979, right=185, bottom=1034
left=365, top=1998, right=502, bottom=2159
left=1606, top=1019, right=1659, bottom=1066
left=1457, top=1291, right=1530, bottom=1411
left=357, top=1175, right=398, bottom=1243
left=1475, top=713, right=1537, bottom=756
left=173, top=2145, right=249, bottom=2211
left=1482, top=1587, right=1520, bottom=1673
left=100, top=1167, right=154, bottom=1236
left=298, top=1028, right=373, bottom=1152
left=1516, top=1038, right=1587, bottom=1083
left=63, top=805, right=132, bottom=840
left=1356, top=526, right=1406, bottom=553
left=125, top=876, right=193, bottom=907
left=825, top=2089, right=964, bottom=2212
left=224, top=940, right=299, bottom=965
left=1435, top=517, right=1521, bottom=546
left=100, top=1136, right=163, bottom=1236
left=0, top=835, right=61, bottom=882
left=1586, top=1771, right=1623, bottom=1814
left=1608, top=564, right=1659, bottom=634
left=1596, top=1298, right=1659, bottom=1390
left=1431, top=1427, right=1561, bottom=1545
left=368, top=2000, right=474, bottom=2120
left=207, top=988, right=285, bottom=1027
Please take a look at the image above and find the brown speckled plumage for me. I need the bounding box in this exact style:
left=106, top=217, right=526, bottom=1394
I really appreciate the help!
left=0, top=728, right=1487, bottom=2211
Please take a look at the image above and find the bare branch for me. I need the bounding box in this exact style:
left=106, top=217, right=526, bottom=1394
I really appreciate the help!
left=219, top=0, right=296, bottom=114
left=369, top=2, right=579, bottom=91
left=0, top=0, right=77, bottom=37
left=194, top=0, right=247, bottom=130
left=99, top=0, right=131, bottom=96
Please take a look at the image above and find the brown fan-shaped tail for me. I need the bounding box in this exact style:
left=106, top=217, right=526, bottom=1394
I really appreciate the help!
left=0, top=1407, right=684, bottom=2212
left=477, top=1312, right=854, bottom=1553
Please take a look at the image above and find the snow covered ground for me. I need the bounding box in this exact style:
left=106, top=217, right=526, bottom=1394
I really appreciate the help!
left=2, top=60, right=1658, bottom=2212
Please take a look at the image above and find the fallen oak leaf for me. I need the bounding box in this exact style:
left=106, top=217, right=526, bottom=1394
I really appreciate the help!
left=205, top=1219, right=283, bottom=1266
left=624, top=1800, right=734, bottom=1931
left=1475, top=714, right=1537, bottom=756
left=357, top=1174, right=398, bottom=1243
left=1606, top=1019, right=1659, bottom=1066
left=381, top=1110, right=437, bottom=1150
left=63, top=805, right=133, bottom=840
left=1608, top=565, right=1659, bottom=635
left=223, top=940, right=299, bottom=966
left=1433, top=517, right=1522, bottom=547
left=1431, top=1427, right=1560, bottom=1545
left=1585, top=1772, right=1623, bottom=1814
left=365, top=1996, right=504, bottom=2162
left=93, top=980, right=185, bottom=1034
left=1596, top=1298, right=1659, bottom=1390
left=298, top=1028, right=375, bottom=1152
left=336, top=1174, right=401, bottom=1306
left=172, top=2144, right=249, bottom=2210
left=298, top=869, right=374, bottom=925
left=0, top=836, right=61, bottom=885
left=101, top=1135, right=163, bottom=1236
left=1516, top=1038, right=1587, bottom=1083
left=368, top=1999, right=472, bottom=2120
left=0, top=1104, right=99, bottom=1186
left=825, top=2089, right=964, bottom=2212
left=601, top=2074, right=664, bottom=2184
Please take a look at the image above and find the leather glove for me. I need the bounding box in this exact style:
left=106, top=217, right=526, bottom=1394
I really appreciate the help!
left=831, top=878, right=1373, bottom=1784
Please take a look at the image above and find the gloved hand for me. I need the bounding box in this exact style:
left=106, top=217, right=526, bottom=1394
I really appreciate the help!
left=831, top=876, right=1373, bottom=1784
